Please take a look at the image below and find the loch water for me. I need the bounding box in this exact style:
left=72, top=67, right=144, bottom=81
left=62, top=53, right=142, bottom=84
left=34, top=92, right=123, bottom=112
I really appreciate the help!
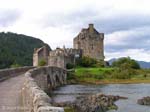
left=51, top=84, right=150, bottom=112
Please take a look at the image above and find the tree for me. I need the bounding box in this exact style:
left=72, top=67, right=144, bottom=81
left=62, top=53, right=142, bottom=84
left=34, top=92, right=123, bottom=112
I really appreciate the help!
left=112, top=57, right=140, bottom=69
left=0, top=32, right=50, bottom=69
left=77, top=56, right=97, bottom=67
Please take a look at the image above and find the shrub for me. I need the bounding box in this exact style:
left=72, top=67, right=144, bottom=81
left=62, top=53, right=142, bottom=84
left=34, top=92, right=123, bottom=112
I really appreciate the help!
left=67, top=71, right=75, bottom=80
left=78, top=56, right=97, bottom=67
left=111, top=70, right=131, bottom=79
left=110, top=68, right=137, bottom=79
left=94, top=74, right=105, bottom=79
left=38, top=59, right=46, bottom=66
left=11, top=63, right=22, bottom=68
left=66, top=63, right=74, bottom=69
left=95, top=60, right=105, bottom=67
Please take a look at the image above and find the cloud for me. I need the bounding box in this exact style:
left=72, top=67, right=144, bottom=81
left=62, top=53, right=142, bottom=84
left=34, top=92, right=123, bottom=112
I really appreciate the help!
left=0, top=0, right=150, bottom=61
left=105, top=26, right=150, bottom=52
left=94, top=14, right=150, bottom=34
left=35, top=0, right=150, bottom=34
left=0, top=9, right=21, bottom=27
left=105, top=49, right=150, bottom=62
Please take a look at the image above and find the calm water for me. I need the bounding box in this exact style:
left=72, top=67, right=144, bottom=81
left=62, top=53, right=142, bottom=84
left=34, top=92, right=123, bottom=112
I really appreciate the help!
left=51, top=84, right=150, bottom=112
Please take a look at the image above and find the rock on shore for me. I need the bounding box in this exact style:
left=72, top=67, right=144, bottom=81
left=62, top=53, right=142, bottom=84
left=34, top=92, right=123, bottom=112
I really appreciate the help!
left=137, top=96, right=150, bottom=105
left=73, top=93, right=127, bottom=112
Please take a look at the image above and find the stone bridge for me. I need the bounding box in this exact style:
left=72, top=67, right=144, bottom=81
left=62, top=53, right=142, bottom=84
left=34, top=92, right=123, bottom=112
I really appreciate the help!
left=0, top=66, right=67, bottom=112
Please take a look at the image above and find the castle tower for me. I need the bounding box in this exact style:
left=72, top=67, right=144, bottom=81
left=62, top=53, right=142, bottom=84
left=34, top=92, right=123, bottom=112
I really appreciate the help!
left=73, top=24, right=104, bottom=61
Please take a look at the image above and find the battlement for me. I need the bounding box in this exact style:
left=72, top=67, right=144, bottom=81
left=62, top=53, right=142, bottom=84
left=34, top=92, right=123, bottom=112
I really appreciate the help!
left=33, top=46, right=82, bottom=68
left=49, top=48, right=66, bottom=57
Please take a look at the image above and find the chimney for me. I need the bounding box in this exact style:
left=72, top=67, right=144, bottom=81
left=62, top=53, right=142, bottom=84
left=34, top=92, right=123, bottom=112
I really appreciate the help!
left=89, top=24, right=94, bottom=33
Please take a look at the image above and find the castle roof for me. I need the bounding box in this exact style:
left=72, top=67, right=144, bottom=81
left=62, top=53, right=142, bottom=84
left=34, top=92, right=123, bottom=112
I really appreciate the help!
left=86, top=27, right=99, bottom=34
left=77, top=24, right=100, bottom=37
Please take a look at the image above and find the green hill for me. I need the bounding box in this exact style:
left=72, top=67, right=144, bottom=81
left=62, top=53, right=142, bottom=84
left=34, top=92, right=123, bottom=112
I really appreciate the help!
left=0, top=32, right=51, bottom=69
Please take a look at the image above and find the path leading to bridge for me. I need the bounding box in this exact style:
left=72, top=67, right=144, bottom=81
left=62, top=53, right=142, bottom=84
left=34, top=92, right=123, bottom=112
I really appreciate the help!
left=0, top=74, right=25, bottom=112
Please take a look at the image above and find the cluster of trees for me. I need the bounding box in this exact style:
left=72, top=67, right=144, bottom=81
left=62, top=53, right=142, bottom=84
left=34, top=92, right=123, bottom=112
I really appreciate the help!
left=76, top=56, right=104, bottom=67
left=0, top=32, right=50, bottom=69
left=74, top=56, right=141, bottom=80
left=74, top=56, right=140, bottom=70
left=112, top=57, right=140, bottom=69
left=77, top=56, right=97, bottom=67
left=110, top=57, right=141, bottom=79
left=66, top=56, right=99, bottom=69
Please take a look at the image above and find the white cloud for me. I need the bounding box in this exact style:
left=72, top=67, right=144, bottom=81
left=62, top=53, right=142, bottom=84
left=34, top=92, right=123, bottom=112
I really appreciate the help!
left=105, top=26, right=150, bottom=46
left=0, top=0, right=150, bottom=61
left=105, top=49, right=150, bottom=62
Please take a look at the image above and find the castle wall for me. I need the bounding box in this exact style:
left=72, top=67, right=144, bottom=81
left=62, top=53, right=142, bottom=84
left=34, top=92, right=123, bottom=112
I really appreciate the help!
left=0, top=66, right=34, bottom=82
left=48, top=48, right=82, bottom=68
left=33, top=46, right=49, bottom=66
left=48, top=55, right=66, bottom=68
left=33, top=53, right=38, bottom=66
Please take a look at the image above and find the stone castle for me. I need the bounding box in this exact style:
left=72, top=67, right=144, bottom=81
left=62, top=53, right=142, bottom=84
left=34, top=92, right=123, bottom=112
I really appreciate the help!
left=33, top=24, right=104, bottom=68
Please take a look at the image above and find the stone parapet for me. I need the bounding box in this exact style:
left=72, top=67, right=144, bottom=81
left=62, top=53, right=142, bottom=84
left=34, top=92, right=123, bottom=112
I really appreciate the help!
left=0, top=66, right=34, bottom=82
left=22, top=66, right=66, bottom=112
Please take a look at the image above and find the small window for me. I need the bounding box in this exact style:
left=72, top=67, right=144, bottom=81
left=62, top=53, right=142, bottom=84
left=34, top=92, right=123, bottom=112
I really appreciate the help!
left=91, top=44, right=93, bottom=49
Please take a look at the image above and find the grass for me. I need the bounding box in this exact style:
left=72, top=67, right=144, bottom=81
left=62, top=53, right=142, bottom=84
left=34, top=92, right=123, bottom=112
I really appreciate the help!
left=73, top=67, right=150, bottom=84
left=64, top=107, right=75, bottom=112
left=76, top=67, right=114, bottom=75
left=75, top=67, right=114, bottom=78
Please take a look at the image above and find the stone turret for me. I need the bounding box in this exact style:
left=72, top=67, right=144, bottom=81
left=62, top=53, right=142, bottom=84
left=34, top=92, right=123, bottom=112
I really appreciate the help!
left=89, top=24, right=94, bottom=33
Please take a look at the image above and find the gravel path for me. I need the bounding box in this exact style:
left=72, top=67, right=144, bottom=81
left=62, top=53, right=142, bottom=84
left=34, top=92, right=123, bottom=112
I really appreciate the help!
left=0, top=74, right=25, bottom=112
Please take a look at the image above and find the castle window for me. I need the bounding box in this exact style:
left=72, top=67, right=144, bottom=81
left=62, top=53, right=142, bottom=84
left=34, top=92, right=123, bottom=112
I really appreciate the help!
left=91, top=44, right=93, bottom=49
left=77, top=41, right=81, bottom=48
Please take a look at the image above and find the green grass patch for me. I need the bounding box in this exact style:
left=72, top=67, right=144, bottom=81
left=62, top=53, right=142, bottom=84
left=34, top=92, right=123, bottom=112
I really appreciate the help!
left=73, top=67, right=150, bottom=84
left=75, top=67, right=114, bottom=76
left=75, top=67, right=115, bottom=80
left=64, top=107, right=75, bottom=112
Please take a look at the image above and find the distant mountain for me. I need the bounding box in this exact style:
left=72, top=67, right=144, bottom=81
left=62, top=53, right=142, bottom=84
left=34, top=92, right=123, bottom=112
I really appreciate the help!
left=108, top=58, right=117, bottom=65
left=137, top=61, right=150, bottom=69
left=108, top=58, right=150, bottom=69
left=0, top=32, right=51, bottom=69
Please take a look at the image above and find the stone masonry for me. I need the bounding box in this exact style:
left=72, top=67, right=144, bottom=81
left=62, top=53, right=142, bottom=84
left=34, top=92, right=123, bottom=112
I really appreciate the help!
left=22, top=66, right=67, bottom=112
left=33, top=46, right=82, bottom=68
left=74, top=24, right=104, bottom=61
left=33, top=46, right=49, bottom=66
left=48, top=47, right=82, bottom=68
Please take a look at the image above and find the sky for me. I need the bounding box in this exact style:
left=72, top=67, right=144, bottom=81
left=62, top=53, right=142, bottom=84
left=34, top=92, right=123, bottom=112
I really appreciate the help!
left=0, top=0, right=150, bottom=62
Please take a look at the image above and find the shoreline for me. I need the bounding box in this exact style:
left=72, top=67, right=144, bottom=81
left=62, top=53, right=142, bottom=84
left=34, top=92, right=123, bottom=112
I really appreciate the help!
left=72, top=79, right=150, bottom=85
left=73, top=67, right=150, bottom=85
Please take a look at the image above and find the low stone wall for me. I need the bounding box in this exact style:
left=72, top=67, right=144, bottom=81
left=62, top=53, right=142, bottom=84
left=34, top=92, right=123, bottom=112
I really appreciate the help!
left=0, top=66, right=34, bottom=81
left=22, top=66, right=67, bottom=112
